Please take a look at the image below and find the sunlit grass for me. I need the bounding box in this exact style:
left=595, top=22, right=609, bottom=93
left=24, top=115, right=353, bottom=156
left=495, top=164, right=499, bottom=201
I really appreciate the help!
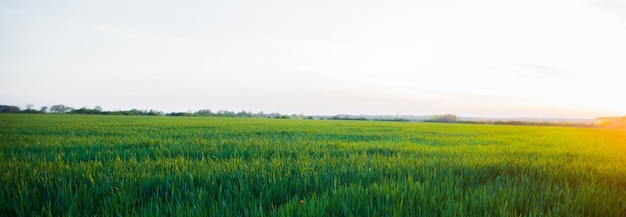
left=1, top=114, right=625, bottom=216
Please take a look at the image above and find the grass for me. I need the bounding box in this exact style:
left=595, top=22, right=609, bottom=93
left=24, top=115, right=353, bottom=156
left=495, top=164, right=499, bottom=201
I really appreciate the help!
left=1, top=114, right=625, bottom=216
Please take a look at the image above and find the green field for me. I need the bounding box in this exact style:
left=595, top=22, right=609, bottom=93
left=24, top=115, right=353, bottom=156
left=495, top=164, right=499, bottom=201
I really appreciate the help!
left=1, top=114, right=625, bottom=216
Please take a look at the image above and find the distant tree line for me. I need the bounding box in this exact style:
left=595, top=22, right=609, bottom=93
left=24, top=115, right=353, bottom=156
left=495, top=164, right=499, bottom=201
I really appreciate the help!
left=328, top=116, right=369, bottom=121
left=594, top=116, right=626, bottom=128
left=324, top=115, right=409, bottom=122
left=0, top=104, right=305, bottom=119
left=423, top=113, right=607, bottom=128
left=373, top=118, right=410, bottom=122
left=2, top=104, right=622, bottom=128
left=11, top=104, right=165, bottom=116
left=165, top=109, right=301, bottom=119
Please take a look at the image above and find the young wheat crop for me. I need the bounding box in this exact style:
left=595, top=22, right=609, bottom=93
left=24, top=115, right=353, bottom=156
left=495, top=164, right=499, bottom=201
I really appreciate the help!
left=1, top=114, right=625, bottom=216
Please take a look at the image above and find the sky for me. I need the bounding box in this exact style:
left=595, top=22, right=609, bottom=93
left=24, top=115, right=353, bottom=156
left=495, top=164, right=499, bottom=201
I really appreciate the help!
left=1, top=0, right=625, bottom=118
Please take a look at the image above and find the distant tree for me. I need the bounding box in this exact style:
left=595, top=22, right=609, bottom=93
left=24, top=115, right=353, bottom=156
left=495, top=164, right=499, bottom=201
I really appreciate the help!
left=20, top=104, right=41, bottom=113
left=275, top=115, right=291, bottom=119
left=50, top=105, right=66, bottom=113
left=146, top=109, right=163, bottom=116
left=236, top=110, right=252, bottom=117
left=195, top=109, right=213, bottom=117
left=426, top=114, right=458, bottom=123
left=72, top=106, right=103, bottom=114
left=40, top=106, right=48, bottom=113
left=0, top=105, right=20, bottom=113
left=167, top=112, right=193, bottom=117
left=217, top=110, right=235, bottom=117
left=441, top=114, right=457, bottom=122
left=21, top=109, right=43, bottom=114
left=127, top=109, right=143, bottom=116
left=50, top=104, right=74, bottom=113
left=72, top=107, right=87, bottom=114
left=291, top=114, right=302, bottom=119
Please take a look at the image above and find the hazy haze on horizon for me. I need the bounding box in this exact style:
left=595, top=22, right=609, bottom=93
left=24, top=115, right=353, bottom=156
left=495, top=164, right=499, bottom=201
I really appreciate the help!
left=1, top=0, right=625, bottom=118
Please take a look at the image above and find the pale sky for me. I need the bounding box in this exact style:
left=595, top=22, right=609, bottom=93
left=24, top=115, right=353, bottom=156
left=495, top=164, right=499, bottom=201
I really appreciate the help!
left=1, top=0, right=625, bottom=118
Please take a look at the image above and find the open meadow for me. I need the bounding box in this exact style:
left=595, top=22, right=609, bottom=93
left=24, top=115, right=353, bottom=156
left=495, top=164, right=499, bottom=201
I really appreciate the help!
left=1, top=114, right=625, bottom=216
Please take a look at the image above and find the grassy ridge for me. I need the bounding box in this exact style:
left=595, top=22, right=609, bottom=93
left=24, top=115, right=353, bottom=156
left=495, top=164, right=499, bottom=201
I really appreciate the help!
left=1, top=114, right=625, bottom=216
